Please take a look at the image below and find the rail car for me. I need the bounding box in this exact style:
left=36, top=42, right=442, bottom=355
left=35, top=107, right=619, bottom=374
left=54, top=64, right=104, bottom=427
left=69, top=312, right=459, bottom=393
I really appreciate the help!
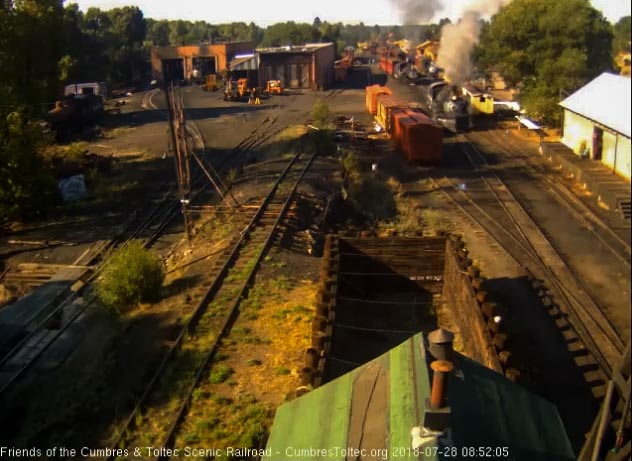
left=457, top=84, right=521, bottom=118
left=46, top=93, right=104, bottom=141
left=365, top=85, right=443, bottom=165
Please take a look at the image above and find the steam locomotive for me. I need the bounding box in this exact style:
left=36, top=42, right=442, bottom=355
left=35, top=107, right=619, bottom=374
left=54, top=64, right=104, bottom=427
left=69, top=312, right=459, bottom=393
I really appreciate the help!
left=428, top=81, right=471, bottom=133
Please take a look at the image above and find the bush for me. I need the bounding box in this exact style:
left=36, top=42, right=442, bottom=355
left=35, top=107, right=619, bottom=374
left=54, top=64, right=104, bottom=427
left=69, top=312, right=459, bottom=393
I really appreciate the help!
left=96, top=241, right=165, bottom=311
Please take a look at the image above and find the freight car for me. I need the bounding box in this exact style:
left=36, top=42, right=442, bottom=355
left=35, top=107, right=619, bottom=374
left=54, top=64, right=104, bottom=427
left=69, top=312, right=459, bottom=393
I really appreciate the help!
left=47, top=93, right=104, bottom=141
left=366, top=85, right=443, bottom=165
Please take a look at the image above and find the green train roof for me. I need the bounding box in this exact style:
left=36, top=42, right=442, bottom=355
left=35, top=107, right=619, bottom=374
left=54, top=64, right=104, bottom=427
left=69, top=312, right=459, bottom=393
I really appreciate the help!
left=264, top=333, right=574, bottom=461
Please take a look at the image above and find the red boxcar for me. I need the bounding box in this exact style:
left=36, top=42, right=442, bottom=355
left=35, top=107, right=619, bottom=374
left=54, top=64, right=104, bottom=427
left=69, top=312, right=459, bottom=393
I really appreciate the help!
left=390, top=109, right=413, bottom=145
left=398, top=110, right=443, bottom=164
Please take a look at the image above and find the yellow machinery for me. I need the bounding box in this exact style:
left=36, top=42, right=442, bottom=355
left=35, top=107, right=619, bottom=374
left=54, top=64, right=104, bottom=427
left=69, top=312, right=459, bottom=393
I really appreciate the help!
left=237, top=78, right=249, bottom=98
left=462, top=85, right=494, bottom=115
left=266, top=80, right=282, bottom=95
left=203, top=74, right=218, bottom=91
left=224, top=78, right=251, bottom=101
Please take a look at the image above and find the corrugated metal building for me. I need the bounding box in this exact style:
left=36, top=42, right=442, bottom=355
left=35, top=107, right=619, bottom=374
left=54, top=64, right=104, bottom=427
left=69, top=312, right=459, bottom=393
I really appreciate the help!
left=264, top=333, right=575, bottom=461
left=257, top=43, right=335, bottom=90
left=560, top=73, right=631, bottom=181
left=228, top=53, right=259, bottom=86
left=150, top=41, right=253, bottom=84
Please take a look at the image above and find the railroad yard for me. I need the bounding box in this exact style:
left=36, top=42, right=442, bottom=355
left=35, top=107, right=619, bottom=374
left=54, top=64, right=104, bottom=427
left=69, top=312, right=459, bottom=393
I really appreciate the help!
left=0, top=63, right=630, bottom=460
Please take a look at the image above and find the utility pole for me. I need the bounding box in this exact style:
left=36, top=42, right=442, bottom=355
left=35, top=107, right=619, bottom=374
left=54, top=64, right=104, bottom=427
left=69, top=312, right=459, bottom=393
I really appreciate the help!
left=166, top=82, right=192, bottom=243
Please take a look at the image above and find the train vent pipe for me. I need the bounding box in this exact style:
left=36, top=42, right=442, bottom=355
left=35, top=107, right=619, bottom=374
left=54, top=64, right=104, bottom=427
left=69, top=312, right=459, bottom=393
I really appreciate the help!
left=430, top=360, right=454, bottom=409
left=423, top=359, right=454, bottom=431
left=428, top=328, right=455, bottom=362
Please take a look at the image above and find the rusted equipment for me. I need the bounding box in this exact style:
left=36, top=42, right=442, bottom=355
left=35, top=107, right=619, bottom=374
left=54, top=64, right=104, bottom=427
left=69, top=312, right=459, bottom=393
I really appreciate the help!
left=430, top=360, right=454, bottom=409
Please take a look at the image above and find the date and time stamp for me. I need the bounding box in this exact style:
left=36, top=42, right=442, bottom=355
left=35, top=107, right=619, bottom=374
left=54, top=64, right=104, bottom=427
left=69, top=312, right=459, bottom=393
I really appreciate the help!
left=1, top=445, right=512, bottom=459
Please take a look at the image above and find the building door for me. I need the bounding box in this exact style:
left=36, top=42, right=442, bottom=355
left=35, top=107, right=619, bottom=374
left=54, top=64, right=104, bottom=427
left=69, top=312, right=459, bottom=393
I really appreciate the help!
left=592, top=127, right=603, bottom=161
left=263, top=65, right=274, bottom=85
left=192, top=57, right=216, bottom=77
left=275, top=65, right=287, bottom=88
left=300, top=63, right=310, bottom=88
left=289, top=64, right=299, bottom=89
left=161, top=59, right=185, bottom=84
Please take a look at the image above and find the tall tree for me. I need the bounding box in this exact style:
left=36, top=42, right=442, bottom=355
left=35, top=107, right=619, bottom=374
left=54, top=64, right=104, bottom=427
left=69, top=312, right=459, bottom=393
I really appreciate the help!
left=475, top=0, right=612, bottom=124
left=260, top=21, right=321, bottom=47
left=612, top=15, right=631, bottom=54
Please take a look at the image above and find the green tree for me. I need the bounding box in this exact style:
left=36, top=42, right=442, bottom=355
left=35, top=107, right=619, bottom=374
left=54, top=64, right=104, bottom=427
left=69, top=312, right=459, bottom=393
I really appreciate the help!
left=260, top=21, right=321, bottom=47
left=475, top=0, right=612, bottom=124
left=612, top=16, right=631, bottom=54
left=0, top=111, right=56, bottom=223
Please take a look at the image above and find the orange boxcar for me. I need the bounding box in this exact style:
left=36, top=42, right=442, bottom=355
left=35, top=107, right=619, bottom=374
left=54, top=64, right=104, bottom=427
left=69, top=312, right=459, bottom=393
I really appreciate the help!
left=365, top=85, right=392, bottom=115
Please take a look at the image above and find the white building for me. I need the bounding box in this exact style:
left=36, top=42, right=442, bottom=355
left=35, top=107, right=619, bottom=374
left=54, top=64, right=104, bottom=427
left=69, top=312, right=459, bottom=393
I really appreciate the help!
left=559, top=73, right=631, bottom=181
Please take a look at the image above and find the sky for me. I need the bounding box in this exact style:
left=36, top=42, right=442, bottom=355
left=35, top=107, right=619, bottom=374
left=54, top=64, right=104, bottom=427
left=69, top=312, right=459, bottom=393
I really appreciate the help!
left=71, top=0, right=631, bottom=25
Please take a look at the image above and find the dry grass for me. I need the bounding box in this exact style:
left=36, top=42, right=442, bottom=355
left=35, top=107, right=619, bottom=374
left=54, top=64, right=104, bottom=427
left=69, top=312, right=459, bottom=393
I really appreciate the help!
left=274, top=124, right=308, bottom=142
left=173, top=273, right=317, bottom=455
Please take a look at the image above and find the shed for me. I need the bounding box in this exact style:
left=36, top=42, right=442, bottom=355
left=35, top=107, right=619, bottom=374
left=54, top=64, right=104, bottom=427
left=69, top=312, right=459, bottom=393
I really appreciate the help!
left=257, top=43, right=335, bottom=90
left=559, top=73, right=631, bottom=180
left=150, top=41, right=253, bottom=84
left=264, top=333, right=575, bottom=461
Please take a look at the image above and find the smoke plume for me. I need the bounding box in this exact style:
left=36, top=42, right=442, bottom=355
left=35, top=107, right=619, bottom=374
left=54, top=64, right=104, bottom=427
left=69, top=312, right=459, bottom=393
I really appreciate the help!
left=436, top=0, right=509, bottom=85
left=391, top=0, right=444, bottom=25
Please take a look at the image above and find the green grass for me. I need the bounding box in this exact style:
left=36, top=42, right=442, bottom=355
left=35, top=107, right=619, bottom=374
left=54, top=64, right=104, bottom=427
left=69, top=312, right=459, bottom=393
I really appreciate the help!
left=210, top=364, right=234, bottom=384
left=275, top=366, right=291, bottom=376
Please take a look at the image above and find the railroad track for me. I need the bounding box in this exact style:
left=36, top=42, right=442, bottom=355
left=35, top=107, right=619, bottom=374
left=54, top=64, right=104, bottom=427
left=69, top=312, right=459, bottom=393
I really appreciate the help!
left=0, top=86, right=342, bottom=398
left=0, top=90, right=267, bottom=395
left=103, top=151, right=316, bottom=460
left=432, top=134, right=625, bottom=381
left=471, top=129, right=631, bottom=268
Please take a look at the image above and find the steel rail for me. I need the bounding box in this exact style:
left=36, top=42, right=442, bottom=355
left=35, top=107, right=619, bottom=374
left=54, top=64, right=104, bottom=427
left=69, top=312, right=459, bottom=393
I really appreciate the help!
left=474, top=129, right=631, bottom=267
left=445, top=134, right=624, bottom=377
left=158, top=152, right=316, bottom=459
left=103, top=151, right=313, bottom=460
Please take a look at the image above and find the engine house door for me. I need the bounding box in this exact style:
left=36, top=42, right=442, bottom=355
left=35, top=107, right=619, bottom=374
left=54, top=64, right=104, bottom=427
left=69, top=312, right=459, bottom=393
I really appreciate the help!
left=275, top=65, right=287, bottom=89
left=300, top=64, right=309, bottom=89
left=289, top=64, right=299, bottom=89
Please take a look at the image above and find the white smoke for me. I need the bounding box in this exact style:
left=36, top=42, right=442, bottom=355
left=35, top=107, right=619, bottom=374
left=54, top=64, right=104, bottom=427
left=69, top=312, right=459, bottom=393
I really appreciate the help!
left=391, top=0, right=444, bottom=25
left=436, top=0, right=509, bottom=85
